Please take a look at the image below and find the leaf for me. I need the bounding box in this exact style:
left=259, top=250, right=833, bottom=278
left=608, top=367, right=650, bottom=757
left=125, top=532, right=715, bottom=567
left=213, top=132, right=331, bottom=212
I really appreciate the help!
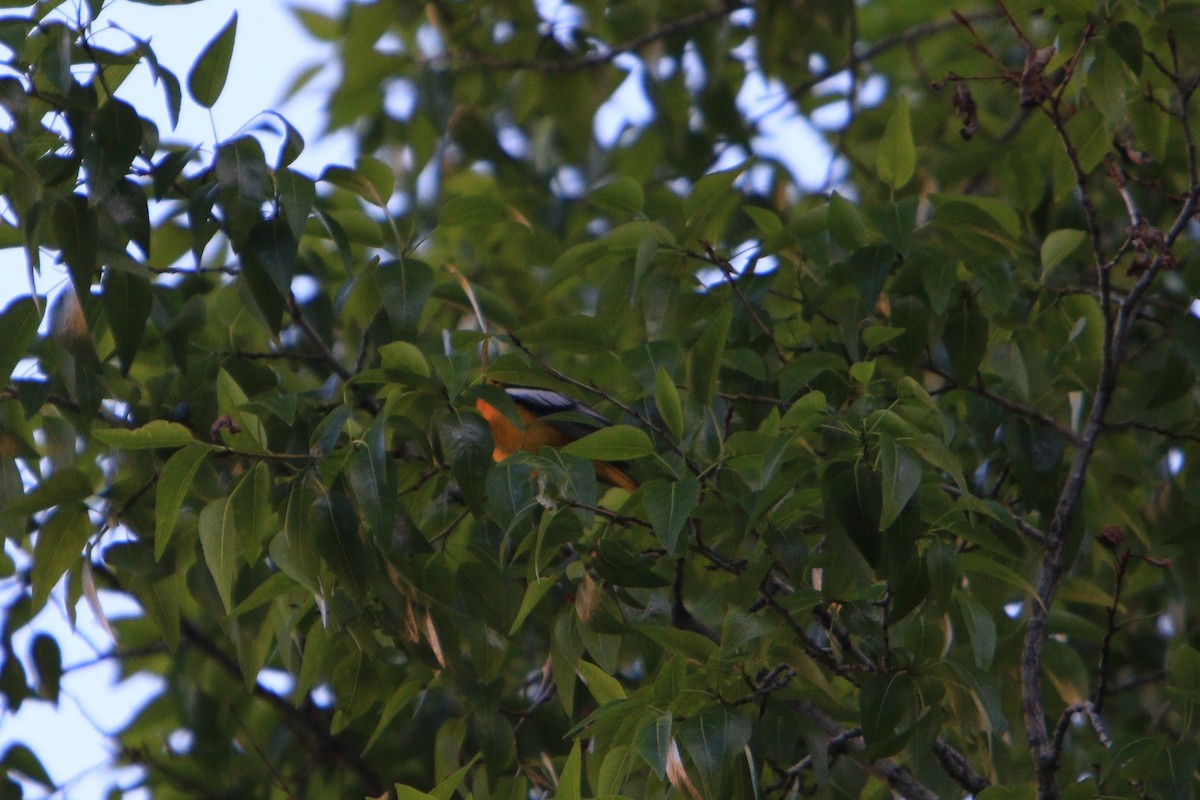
left=155, top=444, right=209, bottom=559
left=643, top=476, right=699, bottom=554
left=878, top=437, right=921, bottom=530
left=0, top=296, right=43, bottom=382
left=859, top=672, right=916, bottom=757
left=52, top=194, right=98, bottom=295
left=877, top=95, right=915, bottom=190
left=215, top=136, right=269, bottom=249
left=557, top=740, right=583, bottom=800
left=276, top=167, right=316, bottom=241
left=678, top=707, right=752, bottom=799
left=588, top=176, right=644, bottom=216
left=828, top=191, right=869, bottom=249
left=377, top=258, right=433, bottom=340
left=345, top=413, right=395, bottom=542
left=944, top=293, right=988, bottom=385
left=1, top=744, right=53, bottom=789
left=230, top=461, right=271, bottom=563
left=579, top=661, right=626, bottom=704
left=30, top=503, right=93, bottom=612
left=1106, top=20, right=1143, bottom=76
left=688, top=307, right=732, bottom=406
left=563, top=425, right=653, bottom=461
left=3, top=468, right=92, bottom=517
left=320, top=156, right=395, bottom=207
left=31, top=634, right=61, bottom=703
left=92, top=421, right=198, bottom=450
left=593, top=540, right=670, bottom=588
left=438, top=195, right=509, bottom=228
left=509, top=576, right=557, bottom=635
left=188, top=13, right=237, bottom=108
left=654, top=366, right=684, bottom=440
left=826, top=461, right=882, bottom=565
left=312, top=491, right=371, bottom=604
left=100, top=269, right=152, bottom=374
left=198, top=497, right=238, bottom=613
left=1040, top=228, right=1086, bottom=279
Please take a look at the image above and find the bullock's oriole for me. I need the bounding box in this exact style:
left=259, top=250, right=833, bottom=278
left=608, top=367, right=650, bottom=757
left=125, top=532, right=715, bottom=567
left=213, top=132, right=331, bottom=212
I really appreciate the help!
left=475, top=385, right=638, bottom=492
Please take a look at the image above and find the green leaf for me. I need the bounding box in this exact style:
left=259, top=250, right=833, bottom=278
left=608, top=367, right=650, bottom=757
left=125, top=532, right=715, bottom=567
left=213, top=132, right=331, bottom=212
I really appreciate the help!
left=313, top=491, right=371, bottom=604
left=509, top=576, right=557, bottom=634
left=0, top=296, right=43, bottom=382
left=438, top=195, right=510, bottom=228
left=654, top=366, right=684, bottom=440
left=52, top=194, right=99, bottom=295
left=593, top=540, right=670, bottom=588
left=678, top=707, right=752, bottom=799
left=579, top=660, right=626, bottom=703
left=154, top=444, right=209, bottom=559
left=345, top=413, right=395, bottom=542
left=215, top=136, right=269, bottom=249
left=3, top=469, right=92, bottom=518
left=378, top=341, right=430, bottom=378
left=30, top=504, right=92, bottom=611
left=1106, top=20, right=1143, bottom=76
left=242, top=215, right=297, bottom=301
left=876, top=95, right=915, bottom=190
left=188, top=13, right=237, bottom=108
left=31, top=634, right=61, bottom=703
left=825, top=461, right=882, bottom=565
left=688, top=307, right=732, bottom=407
left=588, top=176, right=644, bottom=216
left=878, top=437, right=921, bottom=530
left=440, top=409, right=492, bottom=513
left=562, top=425, right=653, bottom=461
left=320, top=156, right=395, bottom=207
left=198, top=497, right=238, bottom=613
left=1, top=744, right=53, bottom=789
left=956, top=591, right=997, bottom=670
left=272, top=478, right=321, bottom=594
left=828, top=191, right=869, bottom=249
left=944, top=293, right=988, bottom=385
left=685, top=166, right=741, bottom=227
left=1040, top=228, right=1086, bottom=279
left=859, top=672, right=916, bottom=757
left=230, top=461, right=271, bottom=564
left=643, top=476, right=699, bottom=554
left=277, top=167, right=316, bottom=241
left=557, top=740, right=583, bottom=800
left=92, top=420, right=198, bottom=450
left=101, top=269, right=152, bottom=374
left=377, top=258, right=433, bottom=340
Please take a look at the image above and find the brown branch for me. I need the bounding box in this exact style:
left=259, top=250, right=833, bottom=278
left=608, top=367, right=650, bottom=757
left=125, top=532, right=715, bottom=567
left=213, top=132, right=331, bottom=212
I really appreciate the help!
left=925, top=364, right=1082, bottom=446
left=434, top=2, right=746, bottom=73
left=933, top=738, right=990, bottom=795
left=792, top=699, right=942, bottom=800
left=688, top=243, right=789, bottom=365
left=287, top=293, right=352, bottom=382
left=786, top=11, right=1003, bottom=104
left=1020, top=12, right=1197, bottom=798
left=1093, top=545, right=1131, bottom=714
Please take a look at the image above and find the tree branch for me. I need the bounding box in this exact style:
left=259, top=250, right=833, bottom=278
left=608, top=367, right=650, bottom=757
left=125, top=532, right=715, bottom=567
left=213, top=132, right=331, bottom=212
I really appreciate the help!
left=432, top=2, right=747, bottom=73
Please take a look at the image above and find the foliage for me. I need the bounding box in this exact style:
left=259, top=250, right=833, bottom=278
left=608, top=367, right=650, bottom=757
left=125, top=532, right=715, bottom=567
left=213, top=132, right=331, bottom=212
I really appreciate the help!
left=1, top=0, right=1199, bottom=799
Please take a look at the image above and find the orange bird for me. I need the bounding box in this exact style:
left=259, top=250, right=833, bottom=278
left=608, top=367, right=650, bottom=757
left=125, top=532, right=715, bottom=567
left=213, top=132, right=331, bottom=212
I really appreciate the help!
left=475, top=385, right=638, bottom=492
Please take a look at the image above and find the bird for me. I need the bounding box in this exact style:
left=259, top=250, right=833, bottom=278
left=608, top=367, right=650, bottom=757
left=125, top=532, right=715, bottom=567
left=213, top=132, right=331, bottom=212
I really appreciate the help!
left=474, top=385, right=638, bottom=492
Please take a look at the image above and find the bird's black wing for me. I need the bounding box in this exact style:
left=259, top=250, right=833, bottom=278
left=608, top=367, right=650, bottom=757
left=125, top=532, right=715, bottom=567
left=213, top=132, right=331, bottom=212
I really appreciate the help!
left=503, top=386, right=613, bottom=442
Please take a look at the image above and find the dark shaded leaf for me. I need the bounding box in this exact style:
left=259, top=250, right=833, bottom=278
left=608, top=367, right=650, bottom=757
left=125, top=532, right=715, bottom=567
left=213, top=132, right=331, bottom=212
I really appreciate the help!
left=187, top=13, right=237, bottom=108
